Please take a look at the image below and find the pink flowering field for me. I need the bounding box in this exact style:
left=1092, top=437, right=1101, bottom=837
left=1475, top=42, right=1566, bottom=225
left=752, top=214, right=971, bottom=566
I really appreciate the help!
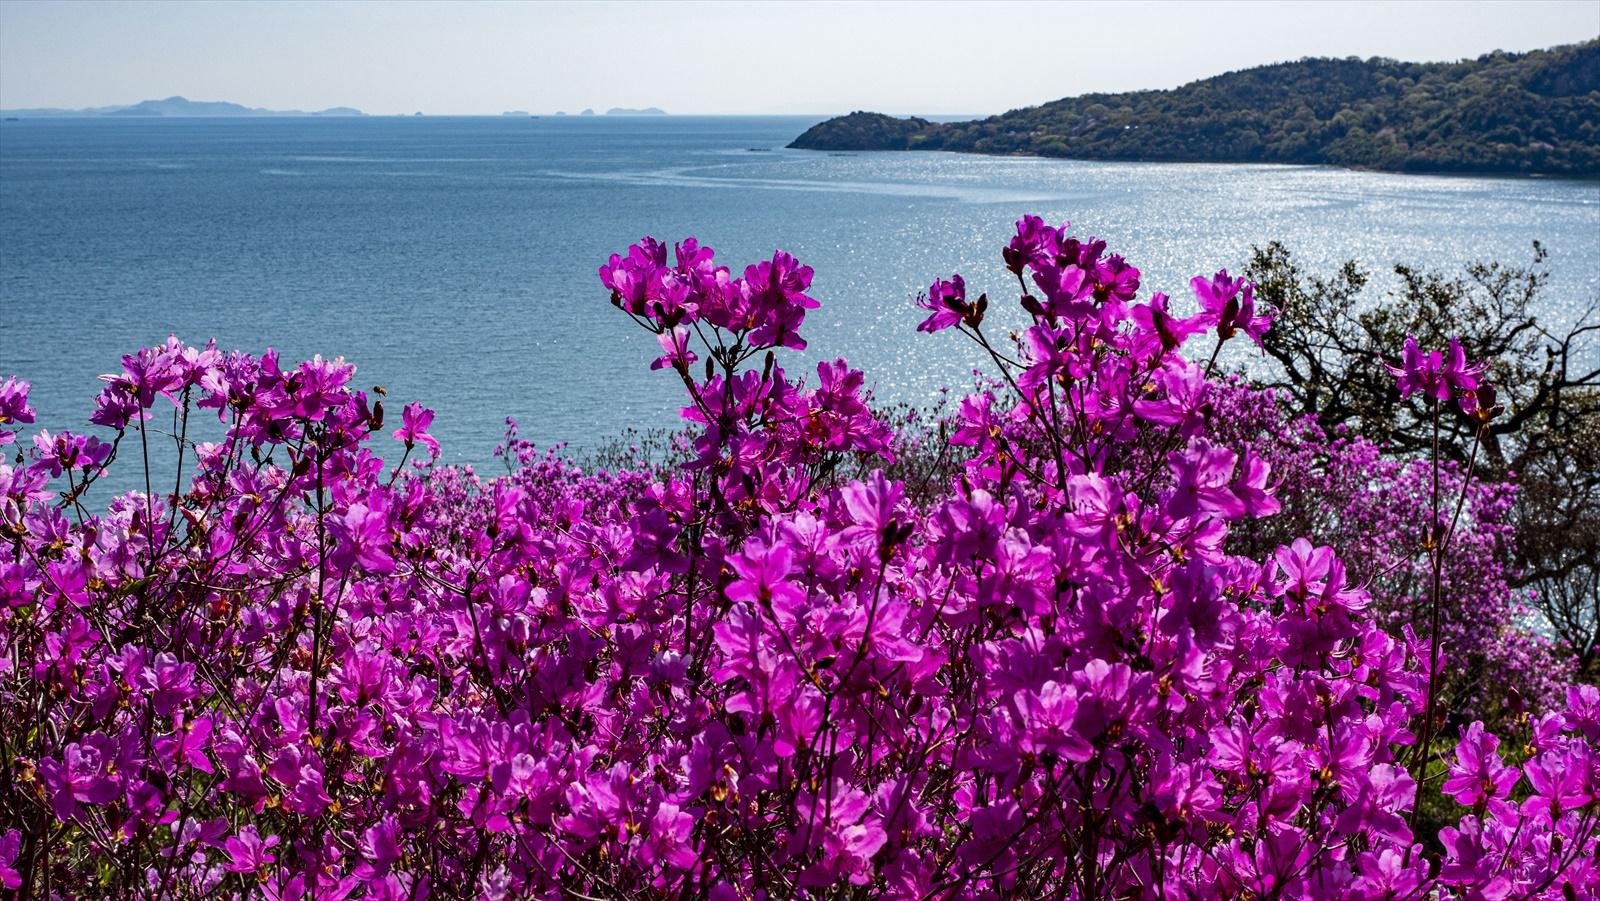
left=0, top=217, right=1595, bottom=899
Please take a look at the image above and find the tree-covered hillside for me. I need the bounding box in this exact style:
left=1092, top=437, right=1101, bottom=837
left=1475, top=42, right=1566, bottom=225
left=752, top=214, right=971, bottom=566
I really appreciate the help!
left=791, top=40, right=1600, bottom=175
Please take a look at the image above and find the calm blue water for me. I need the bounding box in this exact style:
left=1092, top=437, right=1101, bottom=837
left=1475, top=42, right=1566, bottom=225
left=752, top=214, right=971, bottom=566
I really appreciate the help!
left=3, top=116, right=1598, bottom=472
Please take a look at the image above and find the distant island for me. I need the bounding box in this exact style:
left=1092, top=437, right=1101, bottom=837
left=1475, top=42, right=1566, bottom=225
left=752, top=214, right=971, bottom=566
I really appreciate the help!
left=502, top=110, right=530, bottom=117
left=790, top=40, right=1600, bottom=177
left=580, top=108, right=596, bottom=116
left=606, top=107, right=667, bottom=116
left=0, top=96, right=365, bottom=118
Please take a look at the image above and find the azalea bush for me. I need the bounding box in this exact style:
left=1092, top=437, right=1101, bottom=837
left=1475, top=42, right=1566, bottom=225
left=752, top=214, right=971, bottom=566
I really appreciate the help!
left=1209, top=380, right=1576, bottom=720
left=1242, top=241, right=1600, bottom=677
left=1, top=217, right=1597, bottom=899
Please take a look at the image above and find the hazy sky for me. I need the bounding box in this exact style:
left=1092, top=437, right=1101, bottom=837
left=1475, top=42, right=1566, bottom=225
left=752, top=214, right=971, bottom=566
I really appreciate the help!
left=2, top=0, right=1597, bottom=115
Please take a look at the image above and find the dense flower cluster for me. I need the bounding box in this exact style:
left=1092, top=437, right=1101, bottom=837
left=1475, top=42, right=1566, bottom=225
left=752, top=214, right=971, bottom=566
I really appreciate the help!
left=1, top=218, right=1595, bottom=898
left=1208, top=381, right=1577, bottom=716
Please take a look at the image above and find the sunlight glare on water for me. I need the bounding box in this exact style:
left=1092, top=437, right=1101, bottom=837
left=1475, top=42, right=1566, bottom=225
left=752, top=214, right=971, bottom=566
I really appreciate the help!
left=3, top=115, right=1597, bottom=474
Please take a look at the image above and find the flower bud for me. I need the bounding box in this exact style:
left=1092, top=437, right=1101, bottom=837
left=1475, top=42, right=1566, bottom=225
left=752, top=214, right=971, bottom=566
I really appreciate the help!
left=1469, top=382, right=1502, bottom=423
left=1002, top=245, right=1026, bottom=275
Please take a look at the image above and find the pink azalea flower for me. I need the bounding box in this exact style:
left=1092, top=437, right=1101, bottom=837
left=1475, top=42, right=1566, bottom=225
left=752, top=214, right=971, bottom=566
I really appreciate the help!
left=392, top=401, right=440, bottom=458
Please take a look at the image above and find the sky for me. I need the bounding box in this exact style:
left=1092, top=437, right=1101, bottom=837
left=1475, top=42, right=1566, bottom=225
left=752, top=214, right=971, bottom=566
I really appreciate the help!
left=2, top=0, right=1597, bottom=116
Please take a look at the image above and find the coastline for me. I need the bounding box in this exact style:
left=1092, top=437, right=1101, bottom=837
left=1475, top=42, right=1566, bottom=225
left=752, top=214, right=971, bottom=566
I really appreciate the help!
left=786, top=138, right=1600, bottom=182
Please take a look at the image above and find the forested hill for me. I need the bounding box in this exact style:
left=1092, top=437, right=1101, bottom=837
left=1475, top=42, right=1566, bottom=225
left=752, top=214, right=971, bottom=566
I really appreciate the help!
left=790, top=40, right=1600, bottom=176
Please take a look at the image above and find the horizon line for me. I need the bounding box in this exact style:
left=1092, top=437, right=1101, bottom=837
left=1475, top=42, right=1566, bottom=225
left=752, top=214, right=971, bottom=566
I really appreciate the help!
left=0, top=110, right=990, bottom=120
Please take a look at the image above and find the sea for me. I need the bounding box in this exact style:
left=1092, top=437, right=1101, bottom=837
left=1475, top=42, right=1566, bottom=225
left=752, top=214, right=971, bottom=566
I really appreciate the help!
left=3, top=115, right=1598, bottom=477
